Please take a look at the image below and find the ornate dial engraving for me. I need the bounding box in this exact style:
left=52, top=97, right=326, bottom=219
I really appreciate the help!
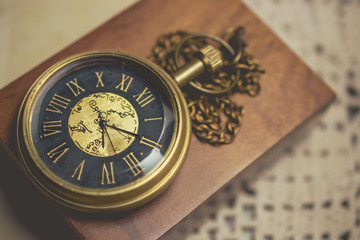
left=68, top=92, right=139, bottom=157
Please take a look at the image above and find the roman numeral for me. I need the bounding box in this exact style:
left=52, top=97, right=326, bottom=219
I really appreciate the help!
left=66, top=78, right=85, bottom=97
left=123, top=152, right=144, bottom=176
left=95, top=71, right=104, bottom=87
left=101, top=162, right=115, bottom=185
left=144, top=117, right=163, bottom=122
left=133, top=87, right=155, bottom=107
left=139, top=137, right=162, bottom=150
left=43, top=120, right=62, bottom=137
left=45, top=93, right=70, bottom=114
left=47, top=142, right=69, bottom=163
left=71, top=160, right=85, bottom=181
left=115, top=73, right=133, bottom=92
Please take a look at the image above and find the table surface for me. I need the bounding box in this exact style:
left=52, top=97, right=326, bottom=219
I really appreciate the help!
left=0, top=0, right=358, bottom=240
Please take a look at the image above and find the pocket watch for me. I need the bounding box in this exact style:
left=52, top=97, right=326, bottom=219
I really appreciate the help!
left=16, top=42, right=225, bottom=212
left=16, top=28, right=263, bottom=213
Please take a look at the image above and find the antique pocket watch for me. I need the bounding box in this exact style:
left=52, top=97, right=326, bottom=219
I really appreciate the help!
left=16, top=29, right=263, bottom=213
left=17, top=51, right=195, bottom=213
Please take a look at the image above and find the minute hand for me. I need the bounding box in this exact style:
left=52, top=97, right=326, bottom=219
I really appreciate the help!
left=107, top=124, right=141, bottom=138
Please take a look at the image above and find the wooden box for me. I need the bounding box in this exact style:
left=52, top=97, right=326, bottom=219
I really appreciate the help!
left=0, top=0, right=334, bottom=239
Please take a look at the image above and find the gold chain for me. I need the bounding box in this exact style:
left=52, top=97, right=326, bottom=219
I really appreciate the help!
left=149, top=27, right=265, bottom=145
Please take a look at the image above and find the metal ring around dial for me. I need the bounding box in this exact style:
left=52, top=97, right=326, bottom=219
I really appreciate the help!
left=174, top=33, right=239, bottom=95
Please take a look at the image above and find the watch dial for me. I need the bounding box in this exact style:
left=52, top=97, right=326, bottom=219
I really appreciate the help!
left=27, top=55, right=176, bottom=189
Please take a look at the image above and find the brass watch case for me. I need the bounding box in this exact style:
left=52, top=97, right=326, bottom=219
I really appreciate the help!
left=16, top=51, right=191, bottom=213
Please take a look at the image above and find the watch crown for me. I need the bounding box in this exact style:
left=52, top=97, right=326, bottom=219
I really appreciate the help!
left=197, top=44, right=224, bottom=72
left=172, top=44, right=224, bottom=87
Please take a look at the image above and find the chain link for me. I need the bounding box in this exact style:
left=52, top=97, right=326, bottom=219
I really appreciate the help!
left=149, top=27, right=265, bottom=145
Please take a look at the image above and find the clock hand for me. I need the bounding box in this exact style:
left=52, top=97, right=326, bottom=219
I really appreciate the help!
left=101, top=128, right=105, bottom=148
left=99, top=119, right=116, bottom=153
left=104, top=127, right=116, bottom=153
left=106, top=124, right=141, bottom=138
left=98, top=113, right=105, bottom=149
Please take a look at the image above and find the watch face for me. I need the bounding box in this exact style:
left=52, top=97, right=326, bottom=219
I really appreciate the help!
left=18, top=52, right=191, bottom=211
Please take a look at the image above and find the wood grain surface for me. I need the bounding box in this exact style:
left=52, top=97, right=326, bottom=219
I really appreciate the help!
left=0, top=0, right=335, bottom=239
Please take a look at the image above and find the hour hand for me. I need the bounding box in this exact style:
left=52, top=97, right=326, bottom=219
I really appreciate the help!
left=98, top=116, right=116, bottom=153
left=101, top=127, right=105, bottom=148
left=99, top=120, right=107, bottom=149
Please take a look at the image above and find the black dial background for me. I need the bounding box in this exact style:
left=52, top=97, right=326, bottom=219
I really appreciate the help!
left=29, top=56, right=176, bottom=189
